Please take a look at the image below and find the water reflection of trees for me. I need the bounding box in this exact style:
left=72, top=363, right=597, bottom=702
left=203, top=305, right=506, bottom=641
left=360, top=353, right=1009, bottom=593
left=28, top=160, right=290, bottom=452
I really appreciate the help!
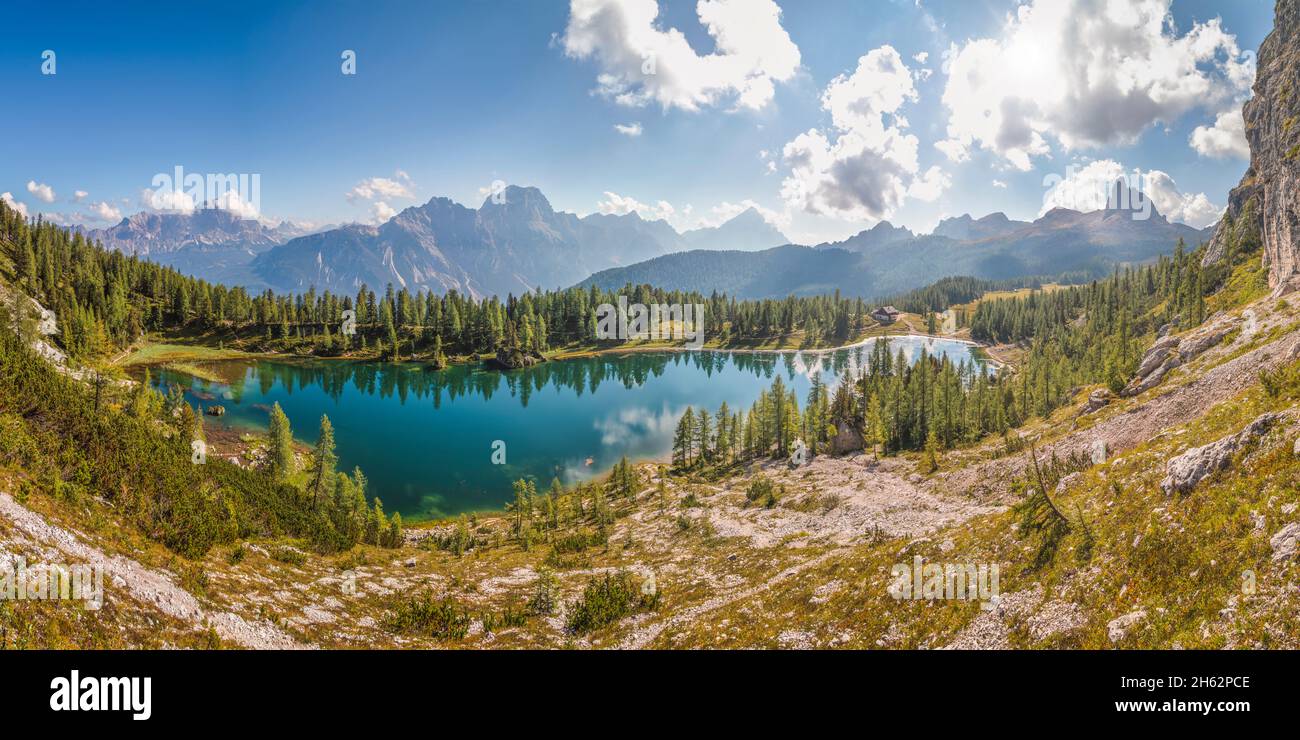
left=156, top=341, right=982, bottom=410
left=227, top=351, right=789, bottom=408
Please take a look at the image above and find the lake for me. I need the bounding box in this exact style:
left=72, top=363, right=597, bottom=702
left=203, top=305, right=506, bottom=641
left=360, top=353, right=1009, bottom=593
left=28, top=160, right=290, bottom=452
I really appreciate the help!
left=150, top=335, right=988, bottom=520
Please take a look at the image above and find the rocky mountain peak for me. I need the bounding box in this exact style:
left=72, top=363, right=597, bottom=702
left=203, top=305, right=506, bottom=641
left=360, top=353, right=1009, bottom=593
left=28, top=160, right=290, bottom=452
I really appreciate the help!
left=479, top=185, right=554, bottom=216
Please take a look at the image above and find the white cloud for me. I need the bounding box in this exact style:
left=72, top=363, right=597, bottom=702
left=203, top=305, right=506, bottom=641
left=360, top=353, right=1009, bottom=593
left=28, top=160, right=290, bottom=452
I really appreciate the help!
left=593, top=191, right=788, bottom=233
left=1, top=192, right=29, bottom=218
left=140, top=187, right=196, bottom=213
left=347, top=171, right=415, bottom=202
left=912, top=51, right=928, bottom=64
left=614, top=122, right=643, bottom=136
left=26, top=180, right=56, bottom=203
left=1190, top=106, right=1250, bottom=159
left=939, top=0, right=1256, bottom=169
left=593, top=404, right=681, bottom=447
left=1142, top=170, right=1224, bottom=228
left=1040, top=158, right=1223, bottom=228
left=86, top=201, right=122, bottom=222
left=561, top=0, right=801, bottom=112
left=907, top=166, right=950, bottom=202
left=780, top=45, right=947, bottom=221
left=368, top=202, right=397, bottom=225
left=992, top=179, right=1008, bottom=189
left=212, top=189, right=259, bottom=219
left=697, top=199, right=790, bottom=231
left=72, top=190, right=88, bottom=202
left=595, top=190, right=679, bottom=224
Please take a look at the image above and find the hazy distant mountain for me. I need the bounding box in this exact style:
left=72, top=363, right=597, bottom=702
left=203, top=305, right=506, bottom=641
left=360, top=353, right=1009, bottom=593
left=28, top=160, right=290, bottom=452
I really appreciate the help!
left=83, top=209, right=286, bottom=256
left=81, top=188, right=797, bottom=297
left=77, top=209, right=338, bottom=289
left=580, top=199, right=1214, bottom=300
left=816, top=220, right=913, bottom=253
left=248, top=187, right=787, bottom=297
left=932, top=212, right=1030, bottom=241
left=681, top=208, right=790, bottom=251
left=248, top=187, right=682, bottom=297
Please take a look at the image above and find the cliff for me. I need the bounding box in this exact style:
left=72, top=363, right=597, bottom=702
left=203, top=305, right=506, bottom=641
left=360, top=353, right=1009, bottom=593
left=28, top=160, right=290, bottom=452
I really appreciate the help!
left=1206, top=0, right=1300, bottom=294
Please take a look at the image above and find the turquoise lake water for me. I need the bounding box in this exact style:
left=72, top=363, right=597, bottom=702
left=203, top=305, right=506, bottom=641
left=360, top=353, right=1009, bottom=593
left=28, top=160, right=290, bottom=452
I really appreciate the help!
left=152, top=335, right=986, bottom=520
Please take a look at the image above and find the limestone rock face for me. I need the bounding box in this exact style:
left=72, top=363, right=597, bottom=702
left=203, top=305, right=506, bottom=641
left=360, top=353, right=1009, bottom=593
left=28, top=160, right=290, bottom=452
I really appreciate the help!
left=1123, top=316, right=1235, bottom=397
left=1204, top=0, right=1300, bottom=294
left=1160, top=413, right=1280, bottom=495
left=1123, top=334, right=1181, bottom=397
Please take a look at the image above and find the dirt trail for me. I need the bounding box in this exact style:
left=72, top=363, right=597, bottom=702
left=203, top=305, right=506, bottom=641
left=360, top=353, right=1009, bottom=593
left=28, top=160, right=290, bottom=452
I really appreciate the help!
left=0, top=491, right=307, bottom=649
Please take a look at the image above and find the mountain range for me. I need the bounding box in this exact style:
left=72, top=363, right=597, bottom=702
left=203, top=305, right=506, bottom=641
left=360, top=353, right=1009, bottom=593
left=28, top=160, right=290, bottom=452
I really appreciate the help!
left=79, top=187, right=791, bottom=298
left=78, top=182, right=1212, bottom=302
left=581, top=196, right=1212, bottom=300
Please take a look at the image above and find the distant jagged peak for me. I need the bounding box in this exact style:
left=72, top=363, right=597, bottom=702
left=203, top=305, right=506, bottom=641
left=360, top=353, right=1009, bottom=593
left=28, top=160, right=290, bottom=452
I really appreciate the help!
left=478, top=184, right=554, bottom=215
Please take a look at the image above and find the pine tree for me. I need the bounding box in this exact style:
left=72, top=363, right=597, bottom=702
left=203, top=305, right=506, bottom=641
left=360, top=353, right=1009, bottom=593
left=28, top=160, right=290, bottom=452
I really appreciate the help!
left=308, top=414, right=337, bottom=506
left=672, top=408, right=695, bottom=468
left=386, top=512, right=403, bottom=548
left=267, top=402, right=295, bottom=481
left=922, top=428, right=940, bottom=473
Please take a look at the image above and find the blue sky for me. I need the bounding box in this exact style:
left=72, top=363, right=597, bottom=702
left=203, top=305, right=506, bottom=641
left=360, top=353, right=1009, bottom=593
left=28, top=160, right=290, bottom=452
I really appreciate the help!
left=0, top=0, right=1277, bottom=244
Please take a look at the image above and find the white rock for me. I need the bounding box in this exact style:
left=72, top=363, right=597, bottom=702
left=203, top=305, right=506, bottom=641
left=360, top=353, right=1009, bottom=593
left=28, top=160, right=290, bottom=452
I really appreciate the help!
left=1107, top=610, right=1147, bottom=644
left=1270, top=522, right=1300, bottom=562
left=1161, top=413, right=1279, bottom=495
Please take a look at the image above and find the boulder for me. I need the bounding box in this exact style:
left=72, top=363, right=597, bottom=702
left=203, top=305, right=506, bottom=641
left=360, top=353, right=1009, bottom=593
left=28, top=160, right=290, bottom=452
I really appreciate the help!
left=1134, top=335, right=1179, bottom=380
left=1160, top=413, right=1280, bottom=495
left=1054, top=472, right=1082, bottom=496
left=1176, top=325, right=1232, bottom=362
left=487, top=347, right=545, bottom=370
left=1107, top=610, right=1147, bottom=644
left=205, top=405, right=226, bottom=417
left=1081, top=389, right=1111, bottom=415
left=829, top=419, right=864, bottom=455
left=1090, top=439, right=1108, bottom=465
left=1122, top=335, right=1181, bottom=397
left=1270, top=522, right=1300, bottom=562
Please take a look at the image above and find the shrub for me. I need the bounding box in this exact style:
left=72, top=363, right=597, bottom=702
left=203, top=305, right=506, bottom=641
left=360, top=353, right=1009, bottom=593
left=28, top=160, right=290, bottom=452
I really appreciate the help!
left=745, top=476, right=780, bottom=508
left=564, top=571, right=658, bottom=635
left=271, top=546, right=307, bottom=566
left=526, top=569, right=559, bottom=616
left=551, top=528, right=606, bottom=555
left=380, top=591, right=472, bottom=639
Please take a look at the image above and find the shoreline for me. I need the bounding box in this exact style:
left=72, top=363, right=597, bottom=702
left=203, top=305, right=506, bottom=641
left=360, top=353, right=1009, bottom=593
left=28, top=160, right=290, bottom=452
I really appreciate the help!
left=122, top=328, right=999, bottom=373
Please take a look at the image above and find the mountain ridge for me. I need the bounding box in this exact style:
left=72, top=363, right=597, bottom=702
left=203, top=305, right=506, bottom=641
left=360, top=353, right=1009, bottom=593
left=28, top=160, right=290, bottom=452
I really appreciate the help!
left=581, top=198, right=1212, bottom=300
